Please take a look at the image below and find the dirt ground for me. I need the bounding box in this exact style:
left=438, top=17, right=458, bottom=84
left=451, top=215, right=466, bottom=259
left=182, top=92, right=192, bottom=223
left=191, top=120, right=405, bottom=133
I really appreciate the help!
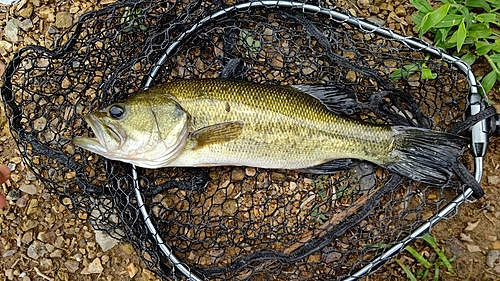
left=0, top=0, right=499, bottom=280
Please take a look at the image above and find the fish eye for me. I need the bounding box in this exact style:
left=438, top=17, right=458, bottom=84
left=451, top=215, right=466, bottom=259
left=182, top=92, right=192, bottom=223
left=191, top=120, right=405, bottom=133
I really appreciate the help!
left=109, top=105, right=125, bottom=119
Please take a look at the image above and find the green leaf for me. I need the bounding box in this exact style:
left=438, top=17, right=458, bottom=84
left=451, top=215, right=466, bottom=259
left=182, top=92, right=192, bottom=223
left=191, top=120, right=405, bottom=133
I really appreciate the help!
left=480, top=70, right=497, bottom=95
left=475, top=41, right=494, bottom=55
left=411, top=12, right=425, bottom=27
left=490, top=54, right=500, bottom=62
left=465, top=0, right=491, bottom=11
left=435, top=27, right=451, bottom=44
left=420, top=4, right=451, bottom=35
left=461, top=52, right=476, bottom=65
left=421, top=66, right=438, bottom=79
left=492, top=40, right=500, bottom=52
left=390, top=64, right=420, bottom=80
left=477, top=13, right=497, bottom=23
left=459, top=6, right=473, bottom=29
left=434, top=14, right=464, bottom=28
left=410, top=0, right=434, bottom=13
left=456, top=19, right=467, bottom=52
left=469, top=23, right=491, bottom=38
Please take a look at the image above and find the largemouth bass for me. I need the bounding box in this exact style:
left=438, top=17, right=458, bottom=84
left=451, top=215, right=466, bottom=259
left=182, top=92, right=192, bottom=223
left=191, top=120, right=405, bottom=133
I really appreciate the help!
left=74, top=79, right=466, bottom=186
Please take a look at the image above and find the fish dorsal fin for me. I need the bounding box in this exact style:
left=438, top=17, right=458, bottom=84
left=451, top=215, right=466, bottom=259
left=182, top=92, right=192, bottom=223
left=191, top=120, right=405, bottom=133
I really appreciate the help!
left=191, top=121, right=244, bottom=148
left=291, top=84, right=359, bottom=116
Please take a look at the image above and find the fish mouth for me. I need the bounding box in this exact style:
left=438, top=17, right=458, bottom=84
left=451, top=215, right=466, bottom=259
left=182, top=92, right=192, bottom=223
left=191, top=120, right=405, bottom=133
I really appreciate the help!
left=73, top=113, right=123, bottom=153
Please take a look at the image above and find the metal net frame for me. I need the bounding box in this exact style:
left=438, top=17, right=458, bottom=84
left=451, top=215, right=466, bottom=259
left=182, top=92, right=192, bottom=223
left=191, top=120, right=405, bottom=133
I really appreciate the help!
left=0, top=0, right=492, bottom=280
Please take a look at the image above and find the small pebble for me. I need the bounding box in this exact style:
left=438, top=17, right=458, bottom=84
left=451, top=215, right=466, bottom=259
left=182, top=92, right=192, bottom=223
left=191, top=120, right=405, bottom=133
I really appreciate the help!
left=394, top=5, right=406, bottom=16
left=25, top=171, right=37, bottom=181
left=18, top=5, right=33, bottom=19
left=19, top=183, right=37, bottom=195
left=16, top=196, right=28, bottom=208
left=81, top=257, right=104, bottom=274
left=64, top=260, right=80, bottom=273
left=465, top=220, right=481, bottom=231
left=486, top=235, right=497, bottom=242
left=493, top=240, right=500, bottom=250
left=7, top=163, right=16, bottom=171
left=5, top=269, right=14, bottom=280
left=26, top=199, right=38, bottom=215
left=27, top=241, right=46, bottom=259
left=4, top=20, right=19, bottom=43
left=486, top=250, right=499, bottom=268
left=460, top=233, right=474, bottom=242
left=2, top=249, right=16, bottom=258
left=21, top=231, right=33, bottom=244
left=466, top=244, right=481, bottom=253
left=488, top=175, right=500, bottom=185
left=6, top=189, right=21, bottom=201
left=55, top=12, right=73, bottom=29
left=18, top=19, right=33, bottom=32
left=48, top=26, right=59, bottom=34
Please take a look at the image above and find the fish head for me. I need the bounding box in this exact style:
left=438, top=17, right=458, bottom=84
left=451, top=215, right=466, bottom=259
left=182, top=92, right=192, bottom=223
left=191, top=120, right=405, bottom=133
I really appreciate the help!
left=73, top=92, right=190, bottom=168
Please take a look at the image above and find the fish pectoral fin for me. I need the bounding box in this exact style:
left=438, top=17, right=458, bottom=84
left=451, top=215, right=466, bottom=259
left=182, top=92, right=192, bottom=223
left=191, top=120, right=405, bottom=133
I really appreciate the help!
left=299, top=158, right=357, bottom=174
left=191, top=121, right=244, bottom=148
left=291, top=84, right=359, bottom=116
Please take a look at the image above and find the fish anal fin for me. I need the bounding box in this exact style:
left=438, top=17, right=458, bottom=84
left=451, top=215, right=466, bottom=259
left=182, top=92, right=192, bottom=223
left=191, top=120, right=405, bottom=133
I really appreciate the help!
left=191, top=121, right=244, bottom=148
left=299, top=158, right=357, bottom=174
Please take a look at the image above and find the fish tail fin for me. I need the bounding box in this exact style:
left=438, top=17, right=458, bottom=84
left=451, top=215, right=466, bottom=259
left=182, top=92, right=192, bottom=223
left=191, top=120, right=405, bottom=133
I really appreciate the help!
left=384, top=126, right=466, bottom=186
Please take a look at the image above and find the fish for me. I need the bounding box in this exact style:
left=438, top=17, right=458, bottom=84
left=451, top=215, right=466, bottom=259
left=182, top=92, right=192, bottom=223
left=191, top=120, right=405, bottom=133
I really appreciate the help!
left=73, top=78, right=467, bottom=186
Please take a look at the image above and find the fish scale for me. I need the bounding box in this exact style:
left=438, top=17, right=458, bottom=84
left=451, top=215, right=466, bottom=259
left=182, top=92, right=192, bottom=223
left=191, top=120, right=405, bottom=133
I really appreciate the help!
left=146, top=79, right=394, bottom=168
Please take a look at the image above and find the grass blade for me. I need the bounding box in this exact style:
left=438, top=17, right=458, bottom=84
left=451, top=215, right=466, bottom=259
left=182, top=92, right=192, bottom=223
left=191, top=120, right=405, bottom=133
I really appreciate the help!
left=404, top=245, right=432, bottom=269
left=395, top=258, right=418, bottom=281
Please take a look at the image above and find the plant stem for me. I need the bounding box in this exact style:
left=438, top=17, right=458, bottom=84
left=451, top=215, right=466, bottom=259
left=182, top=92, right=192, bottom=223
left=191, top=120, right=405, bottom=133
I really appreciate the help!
left=485, top=54, right=500, bottom=75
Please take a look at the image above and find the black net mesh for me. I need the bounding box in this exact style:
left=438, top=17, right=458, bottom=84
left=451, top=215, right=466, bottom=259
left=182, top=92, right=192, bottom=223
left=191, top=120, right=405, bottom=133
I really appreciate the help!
left=0, top=0, right=488, bottom=280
